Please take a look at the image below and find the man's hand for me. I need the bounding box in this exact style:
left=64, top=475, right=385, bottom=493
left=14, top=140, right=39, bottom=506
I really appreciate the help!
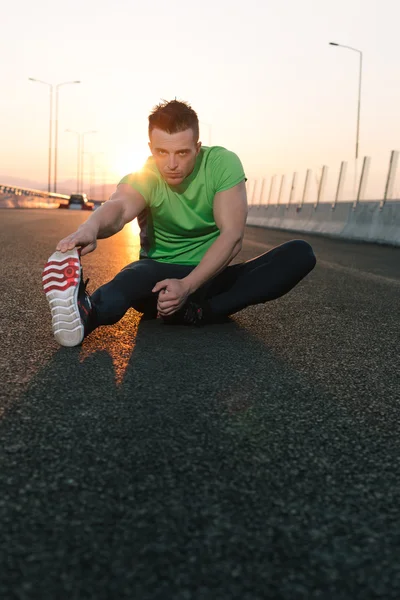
left=56, top=223, right=99, bottom=256
left=152, top=278, right=191, bottom=316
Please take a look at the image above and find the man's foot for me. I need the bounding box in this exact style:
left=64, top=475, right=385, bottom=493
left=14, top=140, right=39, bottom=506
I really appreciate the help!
left=42, top=249, right=94, bottom=347
left=161, top=301, right=208, bottom=327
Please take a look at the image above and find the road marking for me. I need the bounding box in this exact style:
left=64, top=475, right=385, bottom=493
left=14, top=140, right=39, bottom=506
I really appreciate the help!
left=317, top=260, right=400, bottom=287
left=245, top=239, right=400, bottom=288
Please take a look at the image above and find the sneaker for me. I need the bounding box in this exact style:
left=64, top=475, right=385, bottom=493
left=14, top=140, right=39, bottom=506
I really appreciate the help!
left=42, top=248, right=94, bottom=347
left=161, top=301, right=206, bottom=327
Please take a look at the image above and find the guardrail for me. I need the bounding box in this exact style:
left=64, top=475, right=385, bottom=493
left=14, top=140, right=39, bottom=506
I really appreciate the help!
left=245, top=150, right=400, bottom=246
left=0, top=183, right=69, bottom=209
left=0, top=183, right=69, bottom=200
left=0, top=184, right=103, bottom=209
left=245, top=150, right=400, bottom=208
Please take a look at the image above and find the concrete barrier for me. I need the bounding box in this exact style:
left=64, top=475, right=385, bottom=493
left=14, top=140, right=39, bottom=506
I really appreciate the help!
left=0, top=192, right=59, bottom=209
left=0, top=184, right=67, bottom=209
left=0, top=186, right=102, bottom=210
left=247, top=201, right=400, bottom=247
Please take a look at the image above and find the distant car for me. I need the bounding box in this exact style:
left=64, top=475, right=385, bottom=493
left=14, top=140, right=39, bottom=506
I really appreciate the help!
left=59, top=194, right=94, bottom=211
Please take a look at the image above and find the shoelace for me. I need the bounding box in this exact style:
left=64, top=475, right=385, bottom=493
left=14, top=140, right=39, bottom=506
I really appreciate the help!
left=78, top=276, right=91, bottom=302
left=78, top=277, right=93, bottom=313
left=184, top=303, right=203, bottom=325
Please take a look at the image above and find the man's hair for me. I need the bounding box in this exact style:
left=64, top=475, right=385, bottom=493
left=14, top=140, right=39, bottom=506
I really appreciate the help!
left=148, top=99, right=199, bottom=142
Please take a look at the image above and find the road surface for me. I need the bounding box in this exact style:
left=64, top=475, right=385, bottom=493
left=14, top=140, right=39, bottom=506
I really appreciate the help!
left=1, top=209, right=399, bottom=599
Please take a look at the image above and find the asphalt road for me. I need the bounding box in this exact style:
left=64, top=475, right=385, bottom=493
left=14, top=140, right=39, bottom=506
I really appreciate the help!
left=1, top=209, right=400, bottom=600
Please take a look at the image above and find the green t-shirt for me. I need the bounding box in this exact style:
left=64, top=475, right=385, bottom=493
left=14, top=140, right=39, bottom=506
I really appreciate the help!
left=119, top=145, right=246, bottom=265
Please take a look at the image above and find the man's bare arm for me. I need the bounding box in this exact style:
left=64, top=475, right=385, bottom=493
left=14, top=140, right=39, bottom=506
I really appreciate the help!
left=56, top=184, right=146, bottom=255
left=182, top=180, right=248, bottom=293
left=92, top=184, right=146, bottom=238
left=154, top=180, right=248, bottom=316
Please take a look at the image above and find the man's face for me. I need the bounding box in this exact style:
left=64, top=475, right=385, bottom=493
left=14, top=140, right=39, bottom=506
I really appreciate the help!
left=149, top=128, right=201, bottom=186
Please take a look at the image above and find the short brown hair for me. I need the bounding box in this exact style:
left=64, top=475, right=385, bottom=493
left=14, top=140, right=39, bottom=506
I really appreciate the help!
left=148, top=99, right=199, bottom=142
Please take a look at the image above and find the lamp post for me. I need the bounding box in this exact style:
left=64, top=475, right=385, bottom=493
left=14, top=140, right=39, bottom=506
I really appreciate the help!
left=66, top=130, right=97, bottom=193
left=28, top=78, right=53, bottom=192
left=83, top=151, right=105, bottom=200
left=54, top=81, right=80, bottom=193
left=83, top=152, right=96, bottom=199
left=329, top=42, right=363, bottom=160
left=65, top=129, right=82, bottom=193
left=29, top=78, right=80, bottom=193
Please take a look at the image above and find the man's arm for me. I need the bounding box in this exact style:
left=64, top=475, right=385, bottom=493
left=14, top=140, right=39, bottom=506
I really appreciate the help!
left=183, top=180, right=248, bottom=292
left=154, top=180, right=247, bottom=315
left=56, top=184, right=146, bottom=255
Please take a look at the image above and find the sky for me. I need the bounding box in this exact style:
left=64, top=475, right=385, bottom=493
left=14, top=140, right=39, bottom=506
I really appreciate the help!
left=0, top=0, right=399, bottom=200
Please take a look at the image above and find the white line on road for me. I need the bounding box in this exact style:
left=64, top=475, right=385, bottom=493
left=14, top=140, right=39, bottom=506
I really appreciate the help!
left=245, top=240, right=400, bottom=288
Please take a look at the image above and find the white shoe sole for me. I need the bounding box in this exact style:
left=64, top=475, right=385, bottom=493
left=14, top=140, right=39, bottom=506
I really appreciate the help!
left=42, top=249, right=84, bottom=347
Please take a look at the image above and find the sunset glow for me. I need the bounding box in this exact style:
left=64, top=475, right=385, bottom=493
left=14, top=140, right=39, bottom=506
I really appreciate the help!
left=0, top=0, right=399, bottom=195
left=111, top=147, right=149, bottom=182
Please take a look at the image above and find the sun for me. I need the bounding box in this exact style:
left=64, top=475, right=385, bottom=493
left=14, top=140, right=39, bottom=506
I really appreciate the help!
left=111, top=146, right=150, bottom=179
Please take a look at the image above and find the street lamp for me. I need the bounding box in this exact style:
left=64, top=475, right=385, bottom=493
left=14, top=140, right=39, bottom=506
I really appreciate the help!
left=29, top=78, right=80, bottom=193
left=329, top=42, right=363, bottom=160
left=66, top=129, right=97, bottom=193
left=54, top=81, right=80, bottom=193
left=65, top=129, right=82, bottom=193
left=28, top=78, right=53, bottom=192
left=83, top=151, right=105, bottom=199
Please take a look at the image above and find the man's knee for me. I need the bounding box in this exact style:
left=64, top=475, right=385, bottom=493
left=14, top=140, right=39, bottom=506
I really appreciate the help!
left=290, top=240, right=316, bottom=270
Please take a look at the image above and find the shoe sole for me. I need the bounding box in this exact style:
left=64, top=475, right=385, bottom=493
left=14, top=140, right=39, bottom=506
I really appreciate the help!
left=42, top=249, right=84, bottom=347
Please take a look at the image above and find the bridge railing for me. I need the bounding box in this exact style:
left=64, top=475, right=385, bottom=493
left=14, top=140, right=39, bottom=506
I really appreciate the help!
left=246, top=150, right=400, bottom=246
left=246, top=150, right=400, bottom=209
left=0, top=184, right=70, bottom=209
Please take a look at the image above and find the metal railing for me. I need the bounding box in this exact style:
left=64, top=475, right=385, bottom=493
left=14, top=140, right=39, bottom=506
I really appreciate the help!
left=246, top=150, right=400, bottom=211
left=0, top=183, right=69, bottom=201
left=0, top=184, right=105, bottom=210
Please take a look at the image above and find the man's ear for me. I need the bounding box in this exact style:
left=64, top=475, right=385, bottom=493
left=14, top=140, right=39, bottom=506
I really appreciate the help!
left=196, top=141, right=202, bottom=155
left=148, top=141, right=153, bottom=154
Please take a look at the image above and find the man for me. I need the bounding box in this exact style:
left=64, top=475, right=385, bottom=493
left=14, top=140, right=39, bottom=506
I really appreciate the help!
left=42, top=100, right=316, bottom=347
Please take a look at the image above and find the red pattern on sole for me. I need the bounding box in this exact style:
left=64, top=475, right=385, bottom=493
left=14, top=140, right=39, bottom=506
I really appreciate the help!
left=44, top=258, right=79, bottom=269
left=42, top=258, right=80, bottom=294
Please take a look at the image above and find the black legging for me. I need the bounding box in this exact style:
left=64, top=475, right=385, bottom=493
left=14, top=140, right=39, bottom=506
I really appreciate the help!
left=91, top=240, right=316, bottom=326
